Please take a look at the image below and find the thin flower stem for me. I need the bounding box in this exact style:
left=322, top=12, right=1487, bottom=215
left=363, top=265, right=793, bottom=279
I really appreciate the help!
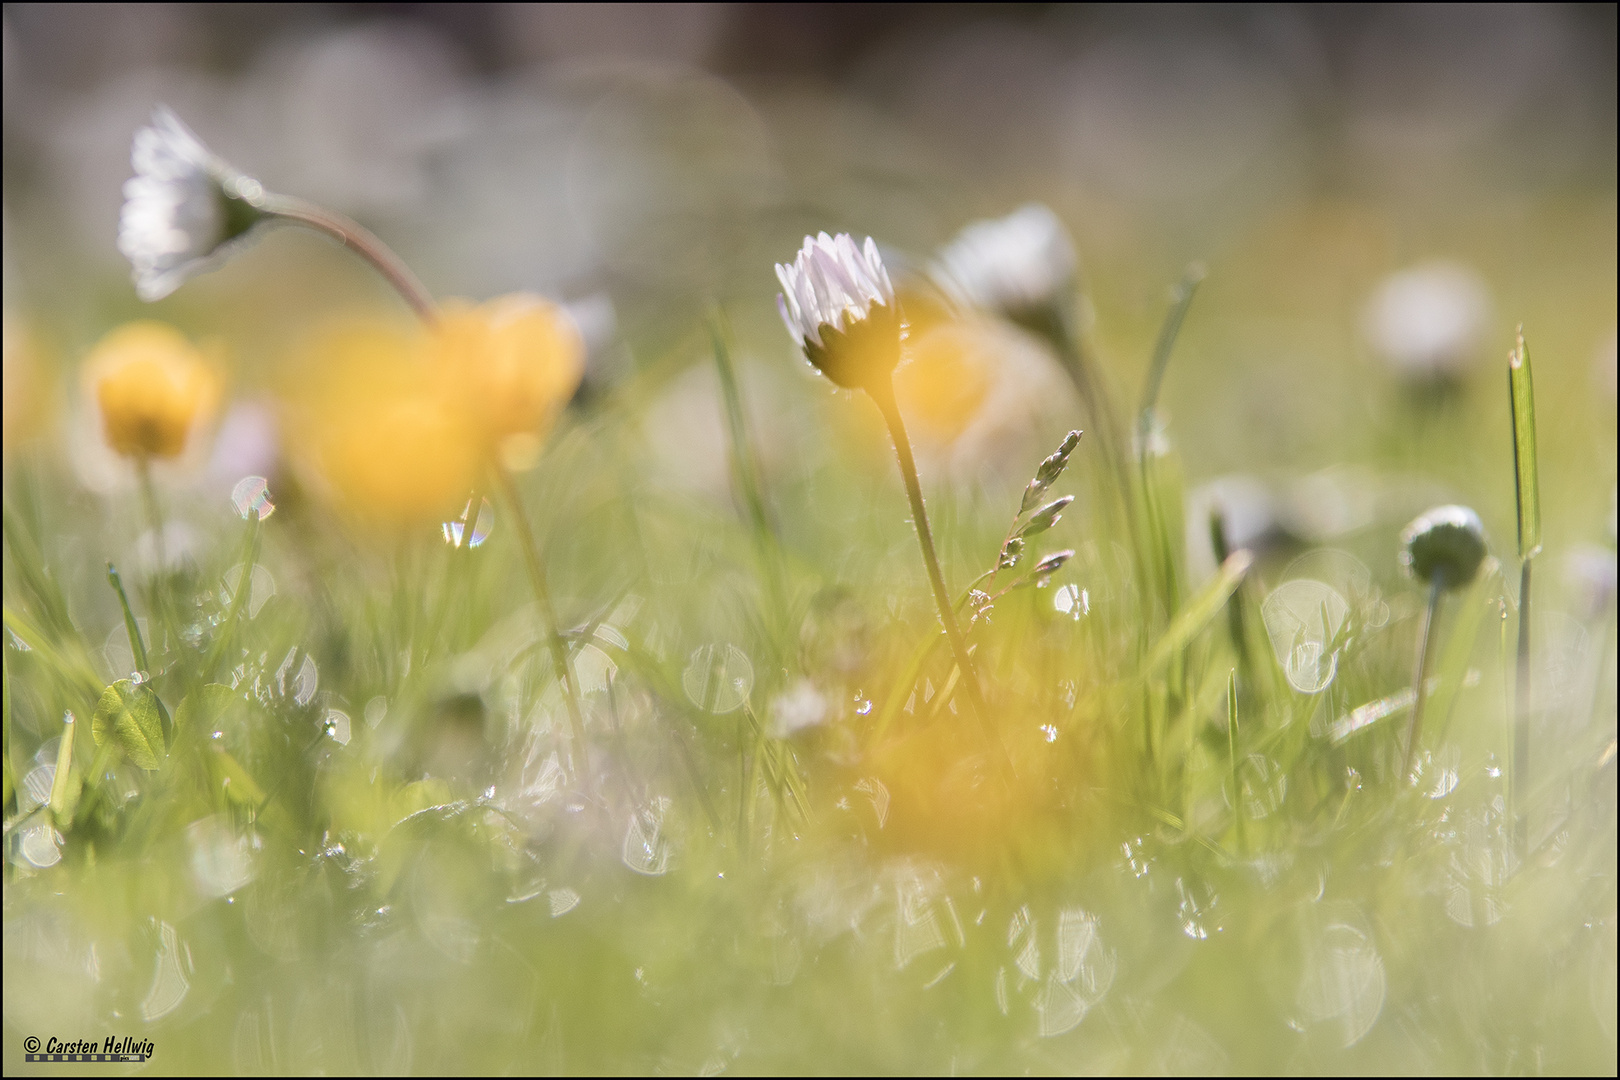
left=1403, top=580, right=1444, bottom=778
left=134, top=455, right=176, bottom=656
left=495, top=467, right=591, bottom=782
left=867, top=379, right=993, bottom=735
left=262, top=195, right=437, bottom=322
left=135, top=455, right=165, bottom=570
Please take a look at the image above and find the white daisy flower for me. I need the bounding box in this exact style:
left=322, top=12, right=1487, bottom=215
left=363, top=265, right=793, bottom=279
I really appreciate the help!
left=118, top=107, right=266, bottom=302
left=931, top=204, right=1077, bottom=318
left=775, top=232, right=901, bottom=390
left=1362, top=262, right=1490, bottom=382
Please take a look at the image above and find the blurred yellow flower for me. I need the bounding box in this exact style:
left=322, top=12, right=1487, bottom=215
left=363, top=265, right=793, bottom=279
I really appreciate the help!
left=83, top=321, right=220, bottom=460
left=427, top=295, right=584, bottom=466
left=893, top=320, right=994, bottom=444
left=4, top=314, right=51, bottom=453
left=298, top=320, right=478, bottom=525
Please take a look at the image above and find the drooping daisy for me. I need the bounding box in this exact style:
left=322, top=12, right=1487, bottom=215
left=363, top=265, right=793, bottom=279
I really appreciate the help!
left=775, top=232, right=901, bottom=392
left=117, top=107, right=266, bottom=302
left=930, top=204, right=1076, bottom=319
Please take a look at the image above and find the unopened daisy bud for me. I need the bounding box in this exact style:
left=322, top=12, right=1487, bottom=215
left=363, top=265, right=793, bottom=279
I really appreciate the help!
left=775, top=232, right=902, bottom=391
left=427, top=294, right=585, bottom=461
left=931, top=204, right=1077, bottom=319
left=84, top=321, right=220, bottom=460
left=1400, top=505, right=1488, bottom=589
left=118, top=107, right=266, bottom=302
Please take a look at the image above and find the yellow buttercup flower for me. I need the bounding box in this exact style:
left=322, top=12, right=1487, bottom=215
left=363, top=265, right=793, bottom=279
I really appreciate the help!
left=427, top=295, right=585, bottom=466
left=4, top=314, right=51, bottom=453
left=298, top=319, right=479, bottom=525
left=893, top=320, right=994, bottom=445
left=84, top=321, right=220, bottom=459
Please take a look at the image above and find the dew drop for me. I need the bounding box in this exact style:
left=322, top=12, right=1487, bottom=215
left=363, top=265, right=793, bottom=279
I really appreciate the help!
left=230, top=476, right=275, bottom=521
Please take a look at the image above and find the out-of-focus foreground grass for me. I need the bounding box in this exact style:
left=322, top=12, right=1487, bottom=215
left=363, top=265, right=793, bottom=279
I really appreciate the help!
left=3, top=5, right=1616, bottom=1075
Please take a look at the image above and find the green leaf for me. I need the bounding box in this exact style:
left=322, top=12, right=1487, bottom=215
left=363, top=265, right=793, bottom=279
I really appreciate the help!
left=1508, top=327, right=1541, bottom=559
left=91, top=679, right=166, bottom=770
left=1143, top=549, right=1253, bottom=674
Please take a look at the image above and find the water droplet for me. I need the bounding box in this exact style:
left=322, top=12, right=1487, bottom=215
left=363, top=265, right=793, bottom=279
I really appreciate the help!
left=854, top=692, right=873, bottom=715
left=1120, top=837, right=1154, bottom=879
left=1410, top=746, right=1460, bottom=799
left=1444, top=804, right=1516, bottom=927
left=364, top=696, right=388, bottom=728
left=1262, top=578, right=1349, bottom=693
left=1053, top=583, right=1089, bottom=618
left=1296, top=921, right=1386, bottom=1048
left=229, top=476, right=275, bottom=521
left=293, top=655, right=319, bottom=706
left=1175, top=878, right=1220, bottom=939
left=1237, top=755, right=1287, bottom=818
left=187, top=816, right=255, bottom=898
left=14, top=820, right=62, bottom=867
left=19, top=763, right=55, bottom=811
left=622, top=797, right=673, bottom=875
left=324, top=708, right=352, bottom=746
left=548, top=888, right=581, bottom=917
left=895, top=876, right=948, bottom=970
left=681, top=644, right=753, bottom=714
left=141, top=920, right=191, bottom=1021
left=441, top=496, right=495, bottom=548
left=854, top=777, right=889, bottom=828
left=1040, top=724, right=1059, bottom=743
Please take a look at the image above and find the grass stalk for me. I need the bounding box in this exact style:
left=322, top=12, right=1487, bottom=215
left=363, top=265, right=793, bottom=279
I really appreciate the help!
left=1404, top=580, right=1443, bottom=778
left=106, top=563, right=150, bottom=676
left=866, top=378, right=992, bottom=739
left=1227, top=669, right=1245, bottom=855
left=1508, top=327, right=1540, bottom=855
left=495, top=467, right=591, bottom=783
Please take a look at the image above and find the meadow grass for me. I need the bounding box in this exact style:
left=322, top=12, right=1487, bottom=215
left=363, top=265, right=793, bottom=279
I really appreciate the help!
left=3, top=263, right=1616, bottom=1077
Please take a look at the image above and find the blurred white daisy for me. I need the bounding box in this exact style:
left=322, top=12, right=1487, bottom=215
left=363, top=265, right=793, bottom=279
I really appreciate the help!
left=118, top=107, right=266, bottom=301
left=775, top=232, right=901, bottom=390
left=931, top=204, right=1076, bottom=318
left=769, top=679, right=830, bottom=739
left=1362, top=261, right=1490, bottom=382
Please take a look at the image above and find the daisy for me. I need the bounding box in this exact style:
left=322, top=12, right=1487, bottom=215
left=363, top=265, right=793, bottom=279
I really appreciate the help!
left=117, top=107, right=265, bottom=302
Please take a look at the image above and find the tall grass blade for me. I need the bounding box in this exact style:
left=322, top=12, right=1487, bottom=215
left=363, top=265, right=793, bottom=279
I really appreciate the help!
left=1139, top=264, right=1205, bottom=423
left=1143, top=549, right=1252, bottom=675
left=1508, top=328, right=1541, bottom=560
left=1508, top=327, right=1539, bottom=855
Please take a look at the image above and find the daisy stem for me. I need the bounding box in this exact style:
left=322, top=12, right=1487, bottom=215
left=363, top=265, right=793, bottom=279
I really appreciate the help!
left=495, top=466, right=591, bottom=784
left=262, top=195, right=437, bottom=322
left=1403, top=580, right=1444, bottom=779
left=867, top=379, right=993, bottom=738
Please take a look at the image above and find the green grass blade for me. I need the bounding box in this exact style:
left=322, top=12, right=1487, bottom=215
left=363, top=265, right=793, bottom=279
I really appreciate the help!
left=1509, top=326, right=1541, bottom=560
left=106, top=563, right=151, bottom=676
left=1139, top=264, right=1206, bottom=422
left=1143, top=549, right=1253, bottom=675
